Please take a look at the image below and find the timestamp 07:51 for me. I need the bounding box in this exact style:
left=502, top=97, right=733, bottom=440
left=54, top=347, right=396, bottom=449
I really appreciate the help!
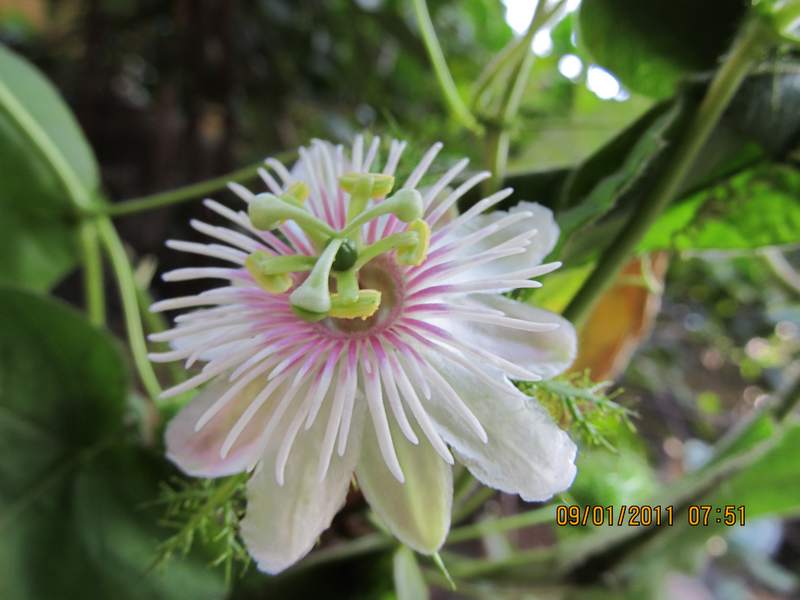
left=555, top=504, right=746, bottom=527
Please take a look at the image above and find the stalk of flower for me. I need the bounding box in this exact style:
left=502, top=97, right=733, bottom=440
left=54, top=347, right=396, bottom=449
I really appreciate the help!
left=150, top=136, right=578, bottom=574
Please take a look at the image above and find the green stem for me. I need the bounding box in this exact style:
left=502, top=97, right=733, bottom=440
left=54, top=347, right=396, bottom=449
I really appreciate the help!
left=762, top=247, right=800, bottom=296
left=453, top=485, right=497, bottom=523
left=563, top=17, right=771, bottom=327
left=471, top=35, right=528, bottom=110
left=79, top=222, right=106, bottom=326
left=87, top=154, right=292, bottom=218
left=290, top=506, right=554, bottom=574
left=447, top=506, right=553, bottom=543
left=289, top=534, right=391, bottom=574
left=412, top=0, right=482, bottom=134
left=773, top=370, right=800, bottom=422
left=97, top=218, right=162, bottom=400
left=133, top=263, right=186, bottom=390
left=483, top=0, right=564, bottom=192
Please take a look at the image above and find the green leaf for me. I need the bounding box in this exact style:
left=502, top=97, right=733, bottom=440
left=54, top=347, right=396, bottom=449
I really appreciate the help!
left=73, top=449, right=227, bottom=600
left=458, top=0, right=513, bottom=52
left=531, top=63, right=800, bottom=264
left=393, top=546, right=430, bottom=600
left=727, top=64, right=800, bottom=157
left=570, top=448, right=658, bottom=510
left=712, top=423, right=800, bottom=519
left=0, top=287, right=126, bottom=451
left=578, top=0, right=748, bottom=98
left=555, top=98, right=686, bottom=259
left=640, top=164, right=800, bottom=251
left=519, top=263, right=593, bottom=314
left=0, top=44, right=100, bottom=290
left=0, top=287, right=225, bottom=599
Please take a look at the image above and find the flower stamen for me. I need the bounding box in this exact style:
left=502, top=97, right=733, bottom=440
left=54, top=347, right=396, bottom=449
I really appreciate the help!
left=245, top=252, right=317, bottom=293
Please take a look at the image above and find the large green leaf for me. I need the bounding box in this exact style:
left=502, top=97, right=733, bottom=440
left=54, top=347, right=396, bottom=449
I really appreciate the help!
left=0, top=44, right=99, bottom=290
left=640, top=165, right=800, bottom=251
left=509, top=63, right=800, bottom=264
left=727, top=65, right=800, bottom=157
left=0, top=287, right=225, bottom=600
left=554, top=98, right=687, bottom=259
left=578, top=0, right=748, bottom=98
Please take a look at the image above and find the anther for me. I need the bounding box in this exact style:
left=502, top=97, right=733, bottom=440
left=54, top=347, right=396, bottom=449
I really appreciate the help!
left=396, top=219, right=430, bottom=266
left=329, top=289, right=381, bottom=320
left=245, top=251, right=316, bottom=294
left=340, top=173, right=395, bottom=222
left=282, top=181, right=310, bottom=206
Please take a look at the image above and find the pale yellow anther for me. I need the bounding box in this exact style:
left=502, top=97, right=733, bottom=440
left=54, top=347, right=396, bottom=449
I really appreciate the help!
left=246, top=253, right=294, bottom=293
left=340, top=173, right=396, bottom=226
left=397, top=219, right=430, bottom=266
left=283, top=181, right=310, bottom=206
left=329, top=289, right=382, bottom=320
left=245, top=251, right=316, bottom=294
left=339, top=173, right=395, bottom=198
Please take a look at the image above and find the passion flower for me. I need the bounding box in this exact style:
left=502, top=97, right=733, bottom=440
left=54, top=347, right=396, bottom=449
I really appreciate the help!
left=150, top=136, right=578, bottom=573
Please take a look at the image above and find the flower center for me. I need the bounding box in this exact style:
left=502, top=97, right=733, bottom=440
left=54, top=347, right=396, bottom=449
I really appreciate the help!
left=243, top=172, right=430, bottom=322
left=326, top=256, right=404, bottom=334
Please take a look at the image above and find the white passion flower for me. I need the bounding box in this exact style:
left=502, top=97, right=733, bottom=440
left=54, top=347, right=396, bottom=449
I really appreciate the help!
left=150, top=137, right=578, bottom=574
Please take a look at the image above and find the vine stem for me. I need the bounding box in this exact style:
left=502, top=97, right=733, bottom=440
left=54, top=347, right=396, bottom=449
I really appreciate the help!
left=79, top=221, right=106, bottom=326
left=289, top=506, right=553, bottom=575
left=85, top=156, right=290, bottom=218
left=96, top=218, right=162, bottom=400
left=453, top=484, right=497, bottom=523
left=471, top=35, right=529, bottom=109
left=563, top=16, right=772, bottom=327
left=412, top=0, right=482, bottom=134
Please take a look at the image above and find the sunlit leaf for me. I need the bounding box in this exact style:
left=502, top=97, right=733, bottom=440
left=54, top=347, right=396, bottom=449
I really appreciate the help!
left=641, top=165, right=800, bottom=251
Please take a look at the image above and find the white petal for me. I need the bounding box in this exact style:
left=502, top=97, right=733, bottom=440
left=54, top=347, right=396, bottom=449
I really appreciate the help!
left=447, top=294, right=577, bottom=379
left=447, top=202, right=559, bottom=282
left=240, top=388, right=366, bottom=574
left=356, top=418, right=452, bottom=554
left=165, top=376, right=271, bottom=477
left=422, top=352, right=577, bottom=502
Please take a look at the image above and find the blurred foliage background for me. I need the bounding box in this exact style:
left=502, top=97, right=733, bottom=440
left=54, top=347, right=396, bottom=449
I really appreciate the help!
left=1, top=0, right=799, bottom=599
